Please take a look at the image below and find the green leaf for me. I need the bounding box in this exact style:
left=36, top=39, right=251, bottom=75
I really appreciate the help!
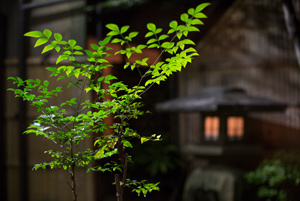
left=128, top=32, right=138, bottom=39
left=161, top=42, right=174, bottom=49
left=56, top=55, right=68, bottom=64
left=155, top=28, right=162, bottom=34
left=54, top=33, right=62, bottom=42
left=188, top=8, right=195, bottom=15
left=169, top=20, right=178, bottom=29
left=95, top=147, right=105, bottom=159
left=85, top=50, right=93, bottom=56
left=194, top=12, right=207, bottom=18
left=45, top=67, right=57, bottom=72
left=141, top=137, right=150, bottom=144
left=104, top=74, right=118, bottom=84
left=111, top=38, right=123, bottom=44
left=185, top=26, right=200, bottom=32
left=126, top=51, right=132, bottom=58
left=123, top=140, right=133, bottom=148
left=68, top=39, right=76, bottom=48
left=190, top=19, right=204, bottom=25
left=145, top=32, right=154, bottom=38
left=55, top=46, right=61, bottom=52
left=146, top=38, right=157, bottom=45
left=148, top=44, right=160, bottom=49
left=73, top=51, right=84, bottom=55
left=107, top=31, right=119, bottom=36
left=43, top=29, right=52, bottom=39
left=181, top=39, right=195, bottom=45
left=43, top=80, right=49, bottom=87
left=158, top=34, right=169, bottom=41
left=24, top=31, right=44, bottom=38
left=90, top=44, right=99, bottom=50
left=42, top=44, right=54, bottom=54
left=34, top=38, right=48, bottom=47
left=99, top=36, right=112, bottom=46
left=120, top=25, right=130, bottom=34
left=73, top=45, right=83, bottom=50
left=147, top=23, right=156, bottom=32
left=180, top=13, right=189, bottom=22
left=106, top=24, right=120, bottom=33
left=195, top=3, right=211, bottom=13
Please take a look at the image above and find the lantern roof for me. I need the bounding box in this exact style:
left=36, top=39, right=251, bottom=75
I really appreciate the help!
left=156, top=87, right=287, bottom=113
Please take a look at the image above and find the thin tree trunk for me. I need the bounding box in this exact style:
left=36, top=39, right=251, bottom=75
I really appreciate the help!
left=115, top=120, right=128, bottom=201
left=282, top=0, right=300, bottom=67
left=68, top=164, right=78, bottom=201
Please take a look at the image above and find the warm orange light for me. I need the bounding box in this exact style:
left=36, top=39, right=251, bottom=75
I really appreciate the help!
left=204, top=116, right=219, bottom=141
left=227, top=116, right=244, bottom=140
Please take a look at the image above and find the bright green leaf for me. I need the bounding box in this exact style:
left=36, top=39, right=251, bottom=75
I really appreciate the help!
left=158, top=34, right=169, bottom=41
left=195, top=3, right=211, bottom=13
left=34, top=38, right=48, bottom=47
left=180, top=13, right=189, bottom=22
left=54, top=33, right=62, bottom=42
left=106, top=24, right=120, bottom=33
left=24, top=31, right=44, bottom=38
left=147, top=23, right=156, bottom=32
left=188, top=8, right=195, bottom=15
left=146, top=38, right=157, bottom=45
left=99, top=36, right=112, bottom=46
left=194, top=12, right=207, bottom=18
left=169, top=20, right=178, bottom=29
left=141, top=137, right=150, bottom=144
left=42, top=44, right=54, bottom=54
left=68, top=39, right=76, bottom=48
left=120, top=25, right=130, bottom=34
left=56, top=55, right=68, bottom=64
left=129, top=32, right=138, bottom=39
left=43, top=29, right=52, bottom=39
left=145, top=32, right=154, bottom=38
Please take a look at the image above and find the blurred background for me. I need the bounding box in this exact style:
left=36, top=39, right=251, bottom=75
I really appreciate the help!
left=1, top=0, right=300, bottom=201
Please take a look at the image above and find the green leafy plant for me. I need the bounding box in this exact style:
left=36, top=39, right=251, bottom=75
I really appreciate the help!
left=8, top=3, right=210, bottom=201
left=245, top=151, right=300, bottom=201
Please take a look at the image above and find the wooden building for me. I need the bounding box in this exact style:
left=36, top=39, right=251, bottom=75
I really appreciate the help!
left=176, top=0, right=300, bottom=161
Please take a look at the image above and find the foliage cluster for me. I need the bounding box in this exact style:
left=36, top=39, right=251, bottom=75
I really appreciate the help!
left=245, top=151, right=300, bottom=201
left=8, top=3, right=210, bottom=201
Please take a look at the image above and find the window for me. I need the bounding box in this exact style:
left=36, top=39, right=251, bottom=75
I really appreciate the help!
left=204, top=116, right=219, bottom=141
left=227, top=116, right=244, bottom=140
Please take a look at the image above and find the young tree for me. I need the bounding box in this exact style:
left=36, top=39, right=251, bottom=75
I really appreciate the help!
left=8, top=3, right=210, bottom=201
